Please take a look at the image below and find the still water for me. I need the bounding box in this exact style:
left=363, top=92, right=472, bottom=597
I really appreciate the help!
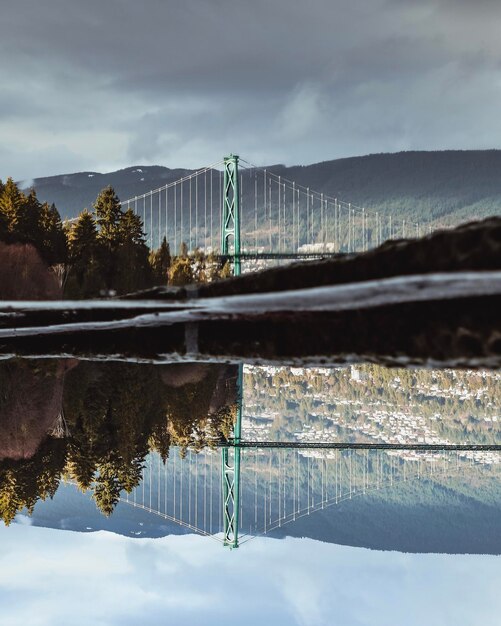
left=1, top=359, right=501, bottom=625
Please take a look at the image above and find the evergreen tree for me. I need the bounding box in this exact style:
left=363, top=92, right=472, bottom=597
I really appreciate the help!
left=37, top=202, right=67, bottom=265
left=0, top=437, right=67, bottom=526
left=0, top=178, right=26, bottom=235
left=0, top=205, right=7, bottom=240
left=93, top=186, right=123, bottom=289
left=66, top=210, right=104, bottom=297
left=93, top=455, right=122, bottom=516
left=93, top=186, right=122, bottom=246
left=116, top=208, right=152, bottom=293
left=149, top=236, right=171, bottom=284
left=119, top=207, right=147, bottom=247
left=0, top=179, right=4, bottom=235
left=149, top=423, right=171, bottom=463
left=20, top=189, right=43, bottom=245
left=68, top=210, right=98, bottom=263
left=0, top=180, right=66, bottom=266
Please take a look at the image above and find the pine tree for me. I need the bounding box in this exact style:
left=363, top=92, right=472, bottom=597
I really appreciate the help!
left=0, top=207, right=7, bottom=240
left=149, top=236, right=171, bottom=284
left=93, top=456, right=122, bottom=516
left=38, top=202, right=67, bottom=265
left=66, top=210, right=104, bottom=297
left=0, top=180, right=67, bottom=267
left=68, top=210, right=98, bottom=261
left=116, top=208, right=152, bottom=293
left=0, top=178, right=26, bottom=235
left=20, top=189, right=43, bottom=244
left=93, top=186, right=122, bottom=289
left=93, top=186, right=123, bottom=246
left=119, top=207, right=147, bottom=246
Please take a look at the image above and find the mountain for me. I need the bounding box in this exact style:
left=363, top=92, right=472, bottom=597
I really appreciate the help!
left=22, top=150, right=501, bottom=227
left=274, top=475, right=501, bottom=554
left=27, top=471, right=501, bottom=555
left=28, top=483, right=189, bottom=539
left=25, top=165, right=193, bottom=220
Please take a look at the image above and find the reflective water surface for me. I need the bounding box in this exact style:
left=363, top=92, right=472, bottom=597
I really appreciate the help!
left=2, top=359, right=501, bottom=624
left=2, top=360, right=501, bottom=548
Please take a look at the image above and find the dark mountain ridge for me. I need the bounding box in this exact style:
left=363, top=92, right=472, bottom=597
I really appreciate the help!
left=21, top=150, right=501, bottom=227
left=28, top=472, right=501, bottom=554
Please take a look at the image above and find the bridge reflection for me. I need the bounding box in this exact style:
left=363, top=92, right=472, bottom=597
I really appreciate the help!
left=122, top=445, right=496, bottom=547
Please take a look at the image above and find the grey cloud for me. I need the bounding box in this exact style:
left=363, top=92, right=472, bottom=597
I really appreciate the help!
left=1, top=0, right=501, bottom=179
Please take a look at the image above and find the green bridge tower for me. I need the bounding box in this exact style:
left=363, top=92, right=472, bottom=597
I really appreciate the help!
left=221, top=154, right=241, bottom=276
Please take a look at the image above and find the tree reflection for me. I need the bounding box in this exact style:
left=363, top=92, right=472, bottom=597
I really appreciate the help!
left=0, top=360, right=238, bottom=523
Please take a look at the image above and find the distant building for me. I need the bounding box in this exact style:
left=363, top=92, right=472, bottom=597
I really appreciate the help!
left=350, top=366, right=366, bottom=382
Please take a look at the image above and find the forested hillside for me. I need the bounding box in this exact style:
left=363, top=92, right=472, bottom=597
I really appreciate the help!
left=243, top=365, right=501, bottom=447
left=26, top=150, right=501, bottom=227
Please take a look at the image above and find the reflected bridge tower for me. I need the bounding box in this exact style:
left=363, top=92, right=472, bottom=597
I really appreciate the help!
left=222, top=365, right=243, bottom=549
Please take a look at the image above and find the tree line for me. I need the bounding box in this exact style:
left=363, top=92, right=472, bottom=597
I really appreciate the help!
left=0, top=177, right=230, bottom=297
left=0, top=360, right=237, bottom=524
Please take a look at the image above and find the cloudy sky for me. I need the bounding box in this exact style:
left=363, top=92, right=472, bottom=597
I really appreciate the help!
left=1, top=523, right=500, bottom=626
left=2, top=0, right=501, bottom=180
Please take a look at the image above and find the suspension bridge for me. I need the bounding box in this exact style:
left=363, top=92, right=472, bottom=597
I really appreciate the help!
left=120, top=155, right=426, bottom=270
left=115, top=364, right=501, bottom=550
left=115, top=157, right=490, bottom=548
left=121, top=441, right=496, bottom=548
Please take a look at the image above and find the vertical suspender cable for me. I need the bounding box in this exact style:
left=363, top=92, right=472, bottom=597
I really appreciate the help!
left=210, top=169, right=213, bottom=251
left=296, top=189, right=301, bottom=252
left=174, top=183, right=177, bottom=255
left=180, top=180, right=184, bottom=252
left=283, top=182, right=286, bottom=253
left=143, top=197, right=146, bottom=244
left=204, top=172, right=207, bottom=250
left=188, top=450, right=192, bottom=525
left=240, top=173, right=243, bottom=253
left=165, top=187, right=168, bottom=244
left=254, top=172, right=258, bottom=252
left=321, top=193, right=324, bottom=250
left=150, top=193, right=153, bottom=249
left=278, top=176, right=281, bottom=253
left=362, top=207, right=365, bottom=252
left=348, top=203, right=351, bottom=252
left=306, top=189, right=310, bottom=246
left=219, top=170, right=223, bottom=253
left=268, top=174, right=272, bottom=251
left=189, top=176, right=192, bottom=251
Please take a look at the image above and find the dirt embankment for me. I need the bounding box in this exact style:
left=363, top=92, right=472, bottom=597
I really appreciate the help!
left=0, top=242, right=61, bottom=299
left=0, top=360, right=77, bottom=461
